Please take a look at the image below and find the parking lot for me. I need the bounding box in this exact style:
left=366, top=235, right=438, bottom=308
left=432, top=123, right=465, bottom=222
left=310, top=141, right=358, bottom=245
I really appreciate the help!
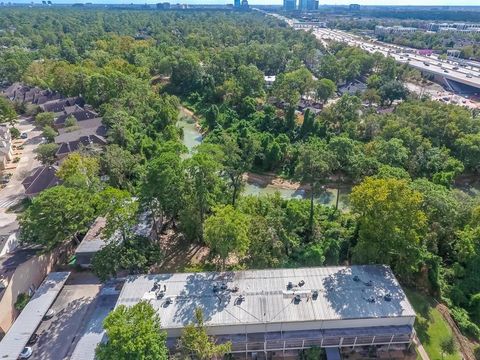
left=30, top=273, right=102, bottom=360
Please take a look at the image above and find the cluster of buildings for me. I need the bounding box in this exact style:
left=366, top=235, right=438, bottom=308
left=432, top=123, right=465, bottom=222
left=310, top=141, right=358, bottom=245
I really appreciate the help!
left=233, top=0, right=249, bottom=10
left=374, top=25, right=417, bottom=36
left=3, top=83, right=106, bottom=197
left=427, top=22, right=480, bottom=33
left=283, top=2, right=359, bottom=11
left=283, top=0, right=318, bottom=11
left=375, top=22, right=480, bottom=37
left=0, top=265, right=417, bottom=359
left=0, top=83, right=108, bottom=342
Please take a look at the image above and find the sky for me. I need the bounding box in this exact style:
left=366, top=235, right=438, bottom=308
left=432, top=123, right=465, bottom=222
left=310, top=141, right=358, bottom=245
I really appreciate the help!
left=16, top=0, right=480, bottom=6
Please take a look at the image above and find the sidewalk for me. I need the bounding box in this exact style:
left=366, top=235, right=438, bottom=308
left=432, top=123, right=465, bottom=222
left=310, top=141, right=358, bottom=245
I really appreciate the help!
left=413, top=335, right=431, bottom=360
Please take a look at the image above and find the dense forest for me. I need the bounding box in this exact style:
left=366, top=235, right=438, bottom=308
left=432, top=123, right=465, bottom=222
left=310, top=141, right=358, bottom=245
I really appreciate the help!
left=1, top=8, right=480, bottom=345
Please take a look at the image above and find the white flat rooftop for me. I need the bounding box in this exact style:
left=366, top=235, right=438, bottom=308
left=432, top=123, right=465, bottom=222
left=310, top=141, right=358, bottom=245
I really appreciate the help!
left=117, top=265, right=415, bottom=332
left=0, top=272, right=70, bottom=359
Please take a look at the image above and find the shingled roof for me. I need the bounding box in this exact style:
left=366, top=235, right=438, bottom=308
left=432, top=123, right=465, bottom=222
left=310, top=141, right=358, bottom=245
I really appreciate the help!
left=22, top=166, right=61, bottom=197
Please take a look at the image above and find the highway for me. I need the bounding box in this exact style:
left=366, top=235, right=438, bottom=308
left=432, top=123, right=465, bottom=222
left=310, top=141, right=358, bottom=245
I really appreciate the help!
left=313, top=28, right=480, bottom=91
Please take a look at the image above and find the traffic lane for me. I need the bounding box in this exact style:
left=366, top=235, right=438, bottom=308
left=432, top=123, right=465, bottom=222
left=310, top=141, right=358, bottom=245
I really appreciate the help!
left=316, top=29, right=480, bottom=74
left=314, top=31, right=480, bottom=86
left=30, top=282, right=101, bottom=360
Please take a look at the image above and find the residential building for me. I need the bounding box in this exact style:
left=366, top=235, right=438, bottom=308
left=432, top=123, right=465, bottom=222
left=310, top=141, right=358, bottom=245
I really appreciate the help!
left=75, top=212, right=154, bottom=268
left=53, top=109, right=99, bottom=129
left=338, top=80, right=368, bottom=96
left=0, top=126, right=12, bottom=170
left=2, top=83, right=61, bottom=105
left=21, top=166, right=61, bottom=198
left=74, top=217, right=107, bottom=268
left=115, top=265, right=416, bottom=356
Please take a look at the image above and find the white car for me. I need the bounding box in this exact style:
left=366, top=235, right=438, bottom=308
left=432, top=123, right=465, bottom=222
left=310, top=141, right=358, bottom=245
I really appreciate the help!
left=43, top=308, right=55, bottom=320
left=19, top=347, right=32, bottom=359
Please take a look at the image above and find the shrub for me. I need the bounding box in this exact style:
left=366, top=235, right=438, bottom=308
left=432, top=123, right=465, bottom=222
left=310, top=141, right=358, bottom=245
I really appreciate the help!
left=10, top=127, right=20, bottom=139
left=473, top=346, right=480, bottom=360
left=451, top=306, right=480, bottom=339
left=14, top=292, right=31, bottom=311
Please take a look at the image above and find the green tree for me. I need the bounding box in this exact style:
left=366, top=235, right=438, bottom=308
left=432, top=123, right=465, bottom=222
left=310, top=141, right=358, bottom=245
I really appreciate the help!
left=455, top=133, right=480, bottom=173
left=35, top=112, right=55, bottom=128
left=57, top=152, right=99, bottom=188
left=203, top=205, right=249, bottom=270
left=316, top=78, right=336, bottom=104
left=235, top=64, right=265, bottom=99
left=99, top=187, right=139, bottom=242
left=42, top=125, right=58, bottom=143
left=182, top=144, right=225, bottom=241
left=64, top=115, right=78, bottom=128
left=101, top=144, right=140, bottom=191
left=0, top=97, right=17, bottom=125
left=440, top=336, right=456, bottom=359
left=92, top=235, right=162, bottom=282
left=34, top=143, right=59, bottom=165
left=295, top=138, right=336, bottom=240
left=177, top=308, right=231, bottom=360
left=141, top=142, right=187, bottom=227
left=220, top=134, right=252, bottom=207
left=96, top=301, right=168, bottom=360
left=273, top=67, right=314, bottom=106
left=19, top=186, right=97, bottom=249
left=350, top=177, right=427, bottom=280
left=378, top=80, right=408, bottom=106
left=362, top=88, right=380, bottom=106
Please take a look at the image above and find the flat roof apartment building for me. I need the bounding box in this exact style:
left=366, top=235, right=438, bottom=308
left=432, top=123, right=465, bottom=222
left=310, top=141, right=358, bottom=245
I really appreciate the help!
left=116, top=265, right=416, bottom=357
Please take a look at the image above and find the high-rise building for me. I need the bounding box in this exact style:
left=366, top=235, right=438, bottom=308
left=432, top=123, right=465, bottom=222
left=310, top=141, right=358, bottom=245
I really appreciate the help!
left=241, top=0, right=248, bottom=8
left=234, top=0, right=240, bottom=7
left=298, top=0, right=307, bottom=11
left=306, top=0, right=317, bottom=10
left=283, top=0, right=295, bottom=10
left=349, top=3, right=360, bottom=10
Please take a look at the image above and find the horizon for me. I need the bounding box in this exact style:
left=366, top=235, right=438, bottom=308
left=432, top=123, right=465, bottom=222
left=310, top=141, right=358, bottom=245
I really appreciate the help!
left=4, top=0, right=480, bottom=7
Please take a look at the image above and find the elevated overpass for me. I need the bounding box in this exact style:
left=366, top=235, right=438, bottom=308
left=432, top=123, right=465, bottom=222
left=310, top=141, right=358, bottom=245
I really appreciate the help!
left=313, top=28, right=480, bottom=93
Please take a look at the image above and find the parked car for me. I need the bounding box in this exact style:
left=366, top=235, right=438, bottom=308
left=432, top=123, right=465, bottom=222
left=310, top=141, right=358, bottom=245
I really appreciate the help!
left=20, top=132, right=28, bottom=139
left=19, top=347, right=32, bottom=359
left=27, top=334, right=38, bottom=346
left=43, top=309, right=55, bottom=320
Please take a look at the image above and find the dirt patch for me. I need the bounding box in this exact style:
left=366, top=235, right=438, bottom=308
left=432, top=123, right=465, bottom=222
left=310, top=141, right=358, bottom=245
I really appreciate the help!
left=436, top=303, right=476, bottom=360
left=152, top=227, right=210, bottom=273
left=244, top=172, right=307, bottom=191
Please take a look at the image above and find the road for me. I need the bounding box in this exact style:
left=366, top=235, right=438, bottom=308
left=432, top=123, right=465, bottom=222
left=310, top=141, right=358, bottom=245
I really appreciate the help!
left=0, top=117, right=42, bottom=253
left=313, top=28, right=480, bottom=91
left=30, top=273, right=102, bottom=360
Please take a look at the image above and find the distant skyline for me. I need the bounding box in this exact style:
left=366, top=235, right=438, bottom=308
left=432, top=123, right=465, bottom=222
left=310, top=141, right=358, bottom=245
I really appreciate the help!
left=9, top=0, right=480, bottom=6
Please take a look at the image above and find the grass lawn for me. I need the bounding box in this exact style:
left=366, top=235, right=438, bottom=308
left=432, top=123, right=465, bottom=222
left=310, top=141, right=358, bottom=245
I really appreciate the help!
left=405, top=289, right=462, bottom=360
